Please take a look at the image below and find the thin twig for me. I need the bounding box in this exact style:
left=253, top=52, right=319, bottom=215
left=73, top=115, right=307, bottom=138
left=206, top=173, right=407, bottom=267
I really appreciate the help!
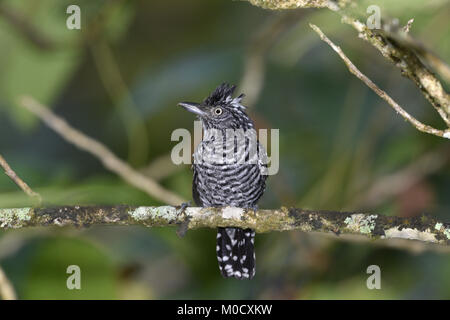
left=309, top=23, right=450, bottom=139
left=18, top=96, right=185, bottom=206
left=246, top=0, right=450, bottom=126
left=0, top=154, right=42, bottom=205
left=0, top=266, right=16, bottom=300
left=340, top=15, right=450, bottom=126
left=402, top=18, right=414, bottom=34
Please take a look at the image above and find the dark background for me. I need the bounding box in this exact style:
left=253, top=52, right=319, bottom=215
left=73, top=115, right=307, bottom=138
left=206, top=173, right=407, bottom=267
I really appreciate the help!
left=0, top=0, right=449, bottom=299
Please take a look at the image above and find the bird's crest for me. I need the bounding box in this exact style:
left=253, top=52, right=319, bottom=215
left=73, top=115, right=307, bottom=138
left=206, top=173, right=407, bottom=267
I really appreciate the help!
left=203, top=83, right=246, bottom=109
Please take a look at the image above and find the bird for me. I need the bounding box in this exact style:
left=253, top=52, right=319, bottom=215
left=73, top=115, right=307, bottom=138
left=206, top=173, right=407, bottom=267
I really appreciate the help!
left=178, top=83, right=268, bottom=280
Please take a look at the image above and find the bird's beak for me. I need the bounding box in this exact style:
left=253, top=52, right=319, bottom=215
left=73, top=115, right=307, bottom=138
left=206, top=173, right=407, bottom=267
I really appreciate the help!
left=178, top=102, right=206, bottom=117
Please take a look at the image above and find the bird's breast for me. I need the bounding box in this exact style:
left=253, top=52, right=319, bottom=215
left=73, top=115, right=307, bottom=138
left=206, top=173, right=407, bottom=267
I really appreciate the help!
left=192, top=139, right=266, bottom=207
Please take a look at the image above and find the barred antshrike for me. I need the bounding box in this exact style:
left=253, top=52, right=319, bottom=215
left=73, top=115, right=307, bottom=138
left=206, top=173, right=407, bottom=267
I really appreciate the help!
left=178, top=83, right=268, bottom=279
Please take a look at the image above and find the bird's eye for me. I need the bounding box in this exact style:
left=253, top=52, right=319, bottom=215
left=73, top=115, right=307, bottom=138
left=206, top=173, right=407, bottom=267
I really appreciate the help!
left=214, top=107, right=223, bottom=116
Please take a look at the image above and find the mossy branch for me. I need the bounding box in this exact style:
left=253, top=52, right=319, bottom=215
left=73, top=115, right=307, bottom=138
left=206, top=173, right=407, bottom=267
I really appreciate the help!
left=1, top=206, right=450, bottom=249
left=244, top=0, right=450, bottom=133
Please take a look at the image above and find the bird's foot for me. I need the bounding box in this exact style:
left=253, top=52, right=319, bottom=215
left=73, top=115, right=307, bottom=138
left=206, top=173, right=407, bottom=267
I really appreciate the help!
left=176, top=201, right=192, bottom=238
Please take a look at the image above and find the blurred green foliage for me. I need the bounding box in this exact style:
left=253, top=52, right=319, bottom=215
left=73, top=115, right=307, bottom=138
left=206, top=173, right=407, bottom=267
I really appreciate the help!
left=0, top=0, right=449, bottom=299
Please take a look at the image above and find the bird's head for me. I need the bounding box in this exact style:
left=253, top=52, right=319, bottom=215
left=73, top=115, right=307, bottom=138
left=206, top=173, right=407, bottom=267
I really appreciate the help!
left=178, top=83, right=253, bottom=130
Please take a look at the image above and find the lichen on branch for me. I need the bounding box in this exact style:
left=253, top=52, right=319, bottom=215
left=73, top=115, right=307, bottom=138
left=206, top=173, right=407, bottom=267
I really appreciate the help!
left=247, top=0, right=332, bottom=10
left=1, top=206, right=449, bottom=249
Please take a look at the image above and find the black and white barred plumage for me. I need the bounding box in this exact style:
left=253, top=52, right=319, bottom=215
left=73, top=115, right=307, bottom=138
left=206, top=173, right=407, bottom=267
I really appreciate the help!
left=179, top=83, right=268, bottom=280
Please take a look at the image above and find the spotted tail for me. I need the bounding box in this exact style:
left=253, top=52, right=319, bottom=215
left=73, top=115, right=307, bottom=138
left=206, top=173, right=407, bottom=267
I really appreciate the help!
left=216, top=227, right=255, bottom=279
